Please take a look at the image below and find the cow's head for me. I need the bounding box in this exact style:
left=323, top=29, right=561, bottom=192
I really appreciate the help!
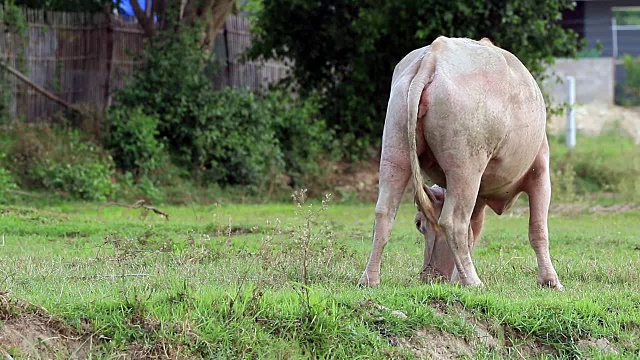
left=414, top=185, right=456, bottom=281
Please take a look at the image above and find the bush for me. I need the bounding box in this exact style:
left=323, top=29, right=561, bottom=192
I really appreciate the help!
left=112, top=25, right=214, bottom=161
left=105, top=107, right=164, bottom=178
left=182, top=88, right=282, bottom=186
left=265, top=91, right=338, bottom=190
left=167, top=88, right=336, bottom=189
left=616, top=54, right=640, bottom=106
left=8, top=125, right=116, bottom=201
left=0, top=154, right=18, bottom=203
left=110, top=23, right=337, bottom=190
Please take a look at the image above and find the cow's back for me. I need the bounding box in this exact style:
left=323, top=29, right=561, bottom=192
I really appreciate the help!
left=422, top=37, right=547, bottom=196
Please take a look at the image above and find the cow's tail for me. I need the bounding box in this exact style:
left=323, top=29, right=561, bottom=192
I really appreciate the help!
left=407, top=47, right=439, bottom=230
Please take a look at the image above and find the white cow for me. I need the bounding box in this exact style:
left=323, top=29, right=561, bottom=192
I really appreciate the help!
left=358, top=36, right=563, bottom=289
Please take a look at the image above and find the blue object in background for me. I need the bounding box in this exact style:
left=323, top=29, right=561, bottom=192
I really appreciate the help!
left=116, top=0, right=146, bottom=16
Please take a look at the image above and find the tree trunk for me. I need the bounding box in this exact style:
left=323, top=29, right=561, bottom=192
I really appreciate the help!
left=103, top=5, right=115, bottom=112
left=182, top=0, right=237, bottom=55
left=130, top=0, right=237, bottom=49
left=131, top=0, right=155, bottom=37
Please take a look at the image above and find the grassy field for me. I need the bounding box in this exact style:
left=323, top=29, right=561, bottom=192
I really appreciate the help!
left=0, top=197, right=639, bottom=359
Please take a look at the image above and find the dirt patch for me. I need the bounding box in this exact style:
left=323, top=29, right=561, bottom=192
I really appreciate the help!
left=331, top=157, right=383, bottom=202
left=212, top=225, right=262, bottom=237
left=577, top=337, right=618, bottom=355
left=0, top=292, right=190, bottom=359
left=0, top=317, right=91, bottom=359
left=393, top=301, right=559, bottom=359
left=331, top=156, right=425, bottom=203
left=396, top=328, right=475, bottom=360
left=0, top=292, right=91, bottom=359
left=113, top=340, right=190, bottom=360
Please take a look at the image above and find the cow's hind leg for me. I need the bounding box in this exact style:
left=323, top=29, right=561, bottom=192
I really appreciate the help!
left=451, top=203, right=486, bottom=283
left=358, top=152, right=411, bottom=287
left=439, top=171, right=484, bottom=287
left=524, top=140, right=563, bottom=289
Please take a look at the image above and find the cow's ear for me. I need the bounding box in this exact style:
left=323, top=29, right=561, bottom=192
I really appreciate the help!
left=479, top=37, right=494, bottom=46
left=423, top=185, right=445, bottom=204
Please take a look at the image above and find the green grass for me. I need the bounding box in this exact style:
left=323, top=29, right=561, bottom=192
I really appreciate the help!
left=548, top=129, right=640, bottom=202
left=0, top=200, right=639, bottom=359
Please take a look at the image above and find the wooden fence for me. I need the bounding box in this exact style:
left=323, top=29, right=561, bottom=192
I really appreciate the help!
left=0, top=8, right=289, bottom=122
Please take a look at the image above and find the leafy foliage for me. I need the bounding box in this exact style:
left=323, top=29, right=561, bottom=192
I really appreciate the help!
left=7, top=125, right=115, bottom=201
left=613, top=8, right=640, bottom=26
left=185, top=88, right=283, bottom=186
left=111, top=25, right=335, bottom=189
left=249, top=0, right=579, bottom=156
left=0, top=155, right=18, bottom=203
left=113, top=25, right=213, bottom=163
left=267, top=91, right=338, bottom=190
left=617, top=54, right=640, bottom=106
left=0, top=1, right=27, bottom=35
left=105, top=107, right=164, bottom=178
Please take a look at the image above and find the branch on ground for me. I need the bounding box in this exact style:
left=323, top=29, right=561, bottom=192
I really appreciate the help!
left=98, top=200, right=169, bottom=220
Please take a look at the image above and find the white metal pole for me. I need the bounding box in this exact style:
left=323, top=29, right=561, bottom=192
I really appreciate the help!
left=566, top=76, right=576, bottom=150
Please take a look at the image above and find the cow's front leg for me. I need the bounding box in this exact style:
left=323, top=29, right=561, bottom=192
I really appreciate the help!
left=358, top=156, right=410, bottom=287
left=525, top=142, right=563, bottom=289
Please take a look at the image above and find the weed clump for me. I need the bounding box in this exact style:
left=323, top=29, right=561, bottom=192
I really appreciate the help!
left=549, top=128, right=640, bottom=202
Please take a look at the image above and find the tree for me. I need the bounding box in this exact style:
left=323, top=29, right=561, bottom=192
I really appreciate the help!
left=249, top=0, right=579, bottom=156
left=129, top=0, right=237, bottom=52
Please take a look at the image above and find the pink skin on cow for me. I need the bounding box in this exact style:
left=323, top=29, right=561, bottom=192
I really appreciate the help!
left=358, top=36, right=563, bottom=289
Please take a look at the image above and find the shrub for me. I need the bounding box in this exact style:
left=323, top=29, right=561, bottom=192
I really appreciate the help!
left=616, top=54, right=640, bottom=106
left=112, top=25, right=214, bottom=160
left=115, top=172, right=164, bottom=204
left=105, top=107, right=164, bottom=178
left=8, top=125, right=116, bottom=201
left=549, top=161, right=577, bottom=203
left=110, top=23, right=337, bottom=191
left=186, top=88, right=282, bottom=186
left=0, top=154, right=18, bottom=203
left=183, top=88, right=336, bottom=189
left=265, top=91, right=338, bottom=190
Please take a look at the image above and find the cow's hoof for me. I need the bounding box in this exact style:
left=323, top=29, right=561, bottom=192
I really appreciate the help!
left=452, top=273, right=484, bottom=287
left=463, top=280, right=485, bottom=288
left=539, top=277, right=564, bottom=291
left=451, top=278, right=485, bottom=288
left=358, top=272, right=380, bottom=287
left=457, top=276, right=484, bottom=288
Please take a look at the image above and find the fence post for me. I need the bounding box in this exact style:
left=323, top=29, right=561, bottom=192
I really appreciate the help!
left=611, top=17, right=618, bottom=59
left=565, top=76, right=576, bottom=150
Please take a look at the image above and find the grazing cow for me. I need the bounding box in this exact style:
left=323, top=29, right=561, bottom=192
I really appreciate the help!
left=358, top=36, right=563, bottom=289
